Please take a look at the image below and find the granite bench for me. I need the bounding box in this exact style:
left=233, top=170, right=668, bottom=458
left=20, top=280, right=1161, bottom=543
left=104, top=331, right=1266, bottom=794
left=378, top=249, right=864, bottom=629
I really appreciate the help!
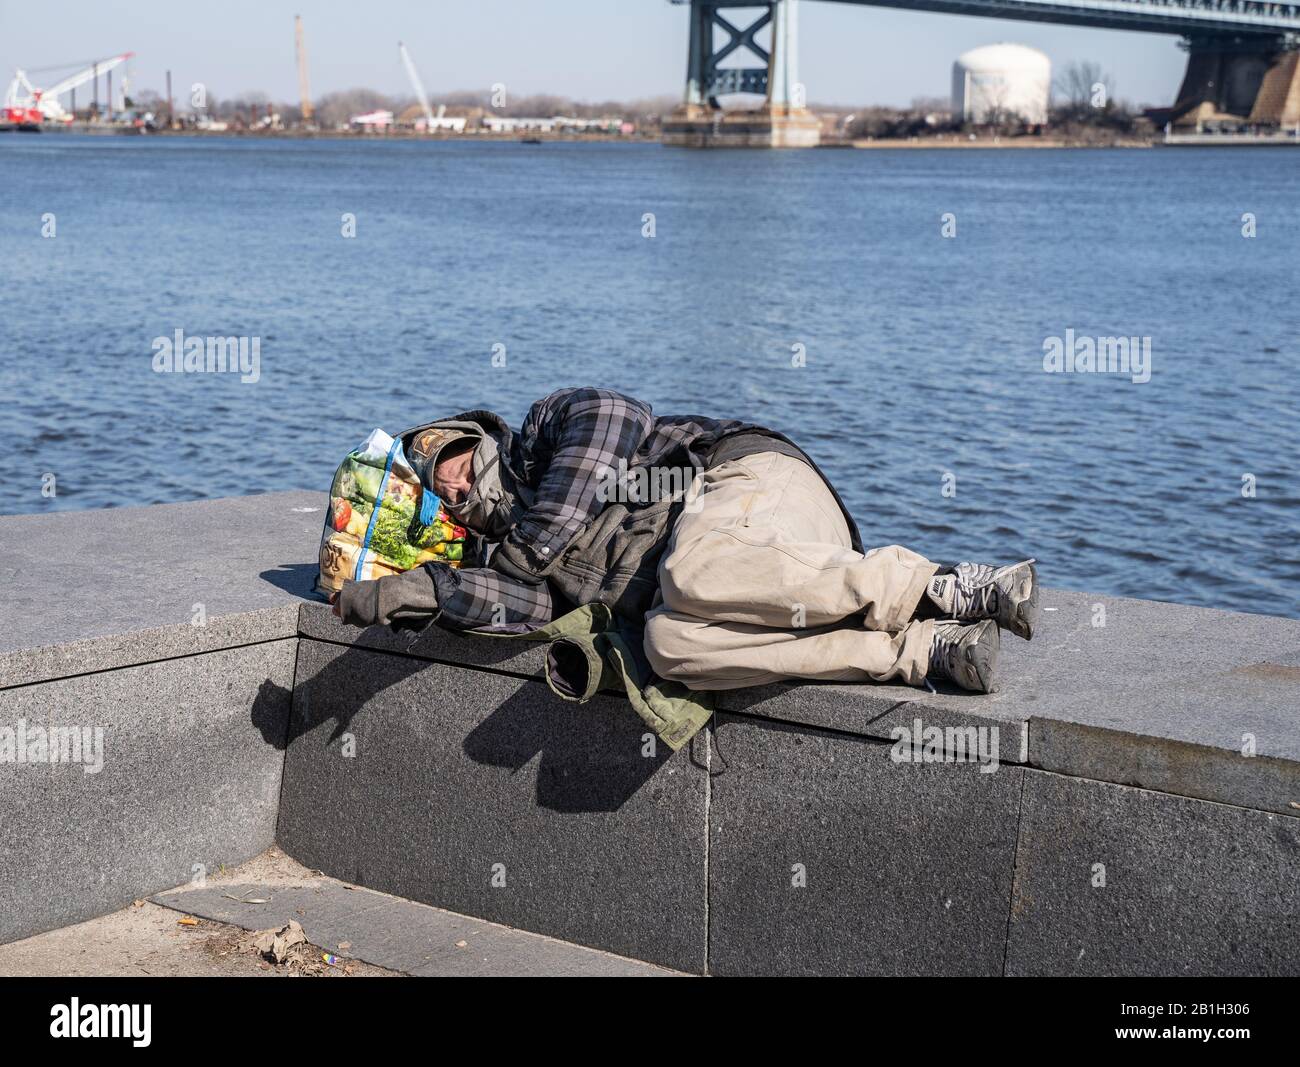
left=2, top=492, right=1297, bottom=974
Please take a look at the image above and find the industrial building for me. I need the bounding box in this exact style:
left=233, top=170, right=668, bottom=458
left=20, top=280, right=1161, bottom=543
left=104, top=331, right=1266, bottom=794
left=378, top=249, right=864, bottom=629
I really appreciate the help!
left=952, top=43, right=1051, bottom=126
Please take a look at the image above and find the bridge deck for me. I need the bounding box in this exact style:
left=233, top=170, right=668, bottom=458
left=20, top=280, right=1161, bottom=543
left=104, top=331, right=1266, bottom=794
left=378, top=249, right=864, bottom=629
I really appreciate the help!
left=675, top=0, right=1300, bottom=39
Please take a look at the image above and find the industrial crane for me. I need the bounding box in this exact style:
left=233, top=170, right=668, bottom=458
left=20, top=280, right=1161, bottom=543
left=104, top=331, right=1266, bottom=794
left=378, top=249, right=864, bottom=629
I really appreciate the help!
left=399, top=41, right=446, bottom=130
left=3, top=52, right=134, bottom=129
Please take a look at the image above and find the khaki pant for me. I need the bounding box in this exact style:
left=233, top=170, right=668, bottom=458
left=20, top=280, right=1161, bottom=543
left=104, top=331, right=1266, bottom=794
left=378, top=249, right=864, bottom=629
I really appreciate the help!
left=643, top=451, right=937, bottom=690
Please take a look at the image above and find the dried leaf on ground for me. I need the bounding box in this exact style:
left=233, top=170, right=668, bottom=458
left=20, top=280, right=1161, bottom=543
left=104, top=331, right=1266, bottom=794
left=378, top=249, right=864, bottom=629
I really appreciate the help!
left=252, top=919, right=307, bottom=964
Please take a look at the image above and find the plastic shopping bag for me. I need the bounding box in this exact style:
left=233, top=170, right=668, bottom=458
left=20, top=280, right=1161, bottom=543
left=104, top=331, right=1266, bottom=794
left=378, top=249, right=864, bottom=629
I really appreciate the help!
left=315, top=428, right=466, bottom=597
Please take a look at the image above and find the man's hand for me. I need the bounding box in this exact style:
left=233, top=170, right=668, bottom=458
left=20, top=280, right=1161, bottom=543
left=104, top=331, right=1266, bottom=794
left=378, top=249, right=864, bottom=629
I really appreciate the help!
left=330, top=570, right=440, bottom=629
left=333, top=578, right=383, bottom=627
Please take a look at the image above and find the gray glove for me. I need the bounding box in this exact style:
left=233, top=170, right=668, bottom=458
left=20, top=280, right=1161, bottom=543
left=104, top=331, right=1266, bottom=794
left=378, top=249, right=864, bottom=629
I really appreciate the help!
left=335, top=567, right=439, bottom=629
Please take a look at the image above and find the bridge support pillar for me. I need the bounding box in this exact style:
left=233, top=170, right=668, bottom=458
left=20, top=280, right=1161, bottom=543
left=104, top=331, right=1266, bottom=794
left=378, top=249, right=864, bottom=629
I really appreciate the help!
left=1171, top=36, right=1300, bottom=129
left=662, top=0, right=820, bottom=148
left=1249, top=49, right=1300, bottom=126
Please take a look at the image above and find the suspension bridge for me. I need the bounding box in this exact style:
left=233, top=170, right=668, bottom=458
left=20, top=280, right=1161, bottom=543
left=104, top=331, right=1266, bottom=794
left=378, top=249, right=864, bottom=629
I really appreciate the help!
left=662, top=0, right=1300, bottom=144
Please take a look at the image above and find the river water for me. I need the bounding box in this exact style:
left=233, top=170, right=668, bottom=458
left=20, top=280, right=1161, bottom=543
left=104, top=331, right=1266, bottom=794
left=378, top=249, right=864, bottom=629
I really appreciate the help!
left=2, top=134, right=1297, bottom=617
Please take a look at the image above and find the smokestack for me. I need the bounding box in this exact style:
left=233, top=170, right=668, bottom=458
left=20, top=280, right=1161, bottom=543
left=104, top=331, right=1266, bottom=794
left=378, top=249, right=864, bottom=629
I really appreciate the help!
left=295, top=15, right=314, bottom=124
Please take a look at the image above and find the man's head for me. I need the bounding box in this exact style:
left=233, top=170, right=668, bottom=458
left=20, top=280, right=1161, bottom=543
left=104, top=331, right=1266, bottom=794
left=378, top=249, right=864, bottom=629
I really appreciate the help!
left=430, top=436, right=477, bottom=505
left=408, top=422, right=519, bottom=537
left=409, top=426, right=480, bottom=503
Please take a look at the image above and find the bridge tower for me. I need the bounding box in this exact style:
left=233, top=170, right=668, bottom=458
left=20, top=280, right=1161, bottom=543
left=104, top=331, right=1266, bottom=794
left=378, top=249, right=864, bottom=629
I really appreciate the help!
left=1170, top=34, right=1300, bottom=130
left=662, top=0, right=821, bottom=147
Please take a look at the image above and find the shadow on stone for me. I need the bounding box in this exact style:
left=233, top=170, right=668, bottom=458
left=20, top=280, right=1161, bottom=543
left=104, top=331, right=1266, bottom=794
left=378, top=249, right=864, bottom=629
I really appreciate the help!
left=250, top=677, right=297, bottom=751
left=284, top=642, right=431, bottom=747
left=259, top=562, right=321, bottom=600
left=462, top=684, right=668, bottom=812
left=284, top=638, right=666, bottom=813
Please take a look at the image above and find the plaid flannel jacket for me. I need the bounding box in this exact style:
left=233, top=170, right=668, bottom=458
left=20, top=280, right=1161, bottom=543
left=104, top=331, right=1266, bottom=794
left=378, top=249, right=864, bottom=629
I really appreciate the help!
left=423, top=387, right=757, bottom=631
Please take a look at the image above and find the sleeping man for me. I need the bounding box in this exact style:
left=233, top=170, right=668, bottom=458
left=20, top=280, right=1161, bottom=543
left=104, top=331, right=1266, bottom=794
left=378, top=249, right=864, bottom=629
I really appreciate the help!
left=332, top=387, right=1038, bottom=693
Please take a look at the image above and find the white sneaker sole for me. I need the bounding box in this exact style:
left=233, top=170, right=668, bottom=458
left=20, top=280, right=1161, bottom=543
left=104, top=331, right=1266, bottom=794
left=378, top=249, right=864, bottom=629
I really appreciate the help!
left=996, top=559, right=1040, bottom=641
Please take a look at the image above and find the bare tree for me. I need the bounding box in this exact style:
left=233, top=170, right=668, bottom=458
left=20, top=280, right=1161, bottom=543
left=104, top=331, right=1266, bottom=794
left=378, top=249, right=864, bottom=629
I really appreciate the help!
left=1055, top=61, right=1112, bottom=119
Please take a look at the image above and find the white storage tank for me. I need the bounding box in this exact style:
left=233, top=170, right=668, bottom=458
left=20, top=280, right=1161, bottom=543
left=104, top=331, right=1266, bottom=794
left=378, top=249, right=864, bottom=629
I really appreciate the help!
left=952, top=44, right=1051, bottom=125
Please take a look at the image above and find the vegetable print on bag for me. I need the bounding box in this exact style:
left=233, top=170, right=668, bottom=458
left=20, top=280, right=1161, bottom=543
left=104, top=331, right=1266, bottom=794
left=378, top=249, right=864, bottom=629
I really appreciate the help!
left=315, top=428, right=467, bottom=597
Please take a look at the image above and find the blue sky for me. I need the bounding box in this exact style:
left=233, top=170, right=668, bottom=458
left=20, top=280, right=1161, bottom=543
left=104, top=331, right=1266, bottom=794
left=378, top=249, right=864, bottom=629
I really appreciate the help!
left=0, top=0, right=1186, bottom=108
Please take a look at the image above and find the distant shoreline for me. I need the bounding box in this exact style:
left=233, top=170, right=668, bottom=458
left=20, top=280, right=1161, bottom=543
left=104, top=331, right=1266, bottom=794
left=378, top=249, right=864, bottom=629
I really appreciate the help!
left=22, top=125, right=1294, bottom=149
left=27, top=126, right=1154, bottom=148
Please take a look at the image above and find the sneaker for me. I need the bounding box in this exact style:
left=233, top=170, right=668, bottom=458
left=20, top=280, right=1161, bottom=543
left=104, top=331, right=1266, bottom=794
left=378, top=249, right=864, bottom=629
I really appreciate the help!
left=928, top=619, right=1000, bottom=693
left=926, top=559, right=1039, bottom=640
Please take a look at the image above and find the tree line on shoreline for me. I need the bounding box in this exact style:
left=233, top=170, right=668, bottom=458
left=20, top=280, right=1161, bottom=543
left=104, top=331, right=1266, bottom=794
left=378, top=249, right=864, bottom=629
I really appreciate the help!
left=113, top=59, right=1151, bottom=137
left=841, top=62, right=1158, bottom=142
